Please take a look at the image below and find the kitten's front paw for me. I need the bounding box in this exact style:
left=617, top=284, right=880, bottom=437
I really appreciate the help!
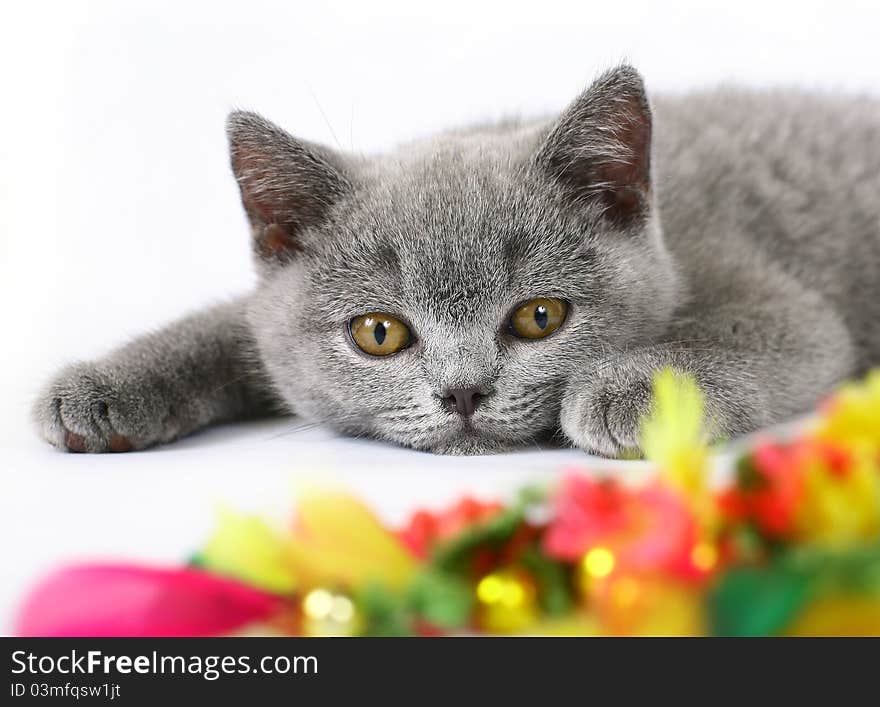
left=33, top=363, right=164, bottom=453
left=560, top=364, right=654, bottom=458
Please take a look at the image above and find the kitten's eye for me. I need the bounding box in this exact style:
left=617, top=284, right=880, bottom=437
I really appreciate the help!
left=349, top=313, right=412, bottom=356
left=508, top=298, right=567, bottom=340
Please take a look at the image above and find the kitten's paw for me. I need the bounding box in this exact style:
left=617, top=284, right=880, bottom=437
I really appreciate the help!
left=33, top=363, right=167, bottom=453
left=560, top=364, right=654, bottom=458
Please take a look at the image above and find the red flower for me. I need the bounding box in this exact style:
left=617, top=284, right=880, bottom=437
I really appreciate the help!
left=716, top=488, right=748, bottom=521
left=397, top=497, right=504, bottom=558
left=724, top=439, right=857, bottom=541
left=747, top=443, right=805, bottom=537
left=543, top=474, right=707, bottom=581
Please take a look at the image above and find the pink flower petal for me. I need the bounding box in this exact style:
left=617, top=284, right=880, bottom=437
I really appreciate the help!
left=16, top=564, right=284, bottom=637
left=544, top=474, right=703, bottom=580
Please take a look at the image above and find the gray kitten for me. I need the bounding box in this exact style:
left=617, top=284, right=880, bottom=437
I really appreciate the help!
left=34, top=66, right=880, bottom=457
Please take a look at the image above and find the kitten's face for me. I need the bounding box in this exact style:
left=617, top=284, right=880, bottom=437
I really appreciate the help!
left=237, top=66, right=680, bottom=454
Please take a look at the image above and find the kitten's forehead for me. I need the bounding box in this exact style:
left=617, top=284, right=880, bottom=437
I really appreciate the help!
left=382, top=171, right=544, bottom=313
left=308, top=148, right=598, bottom=325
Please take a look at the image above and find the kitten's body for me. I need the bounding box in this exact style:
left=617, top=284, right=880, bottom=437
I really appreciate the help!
left=653, top=91, right=880, bottom=371
left=34, top=68, right=880, bottom=456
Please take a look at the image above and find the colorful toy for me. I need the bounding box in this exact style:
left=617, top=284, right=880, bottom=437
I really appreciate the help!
left=16, top=370, right=880, bottom=636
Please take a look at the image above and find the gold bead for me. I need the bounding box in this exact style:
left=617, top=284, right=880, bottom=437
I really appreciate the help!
left=475, top=568, right=538, bottom=634
left=582, top=547, right=616, bottom=579
left=301, top=588, right=359, bottom=636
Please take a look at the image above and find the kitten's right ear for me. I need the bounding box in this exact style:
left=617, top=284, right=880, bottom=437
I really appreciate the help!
left=533, top=65, right=652, bottom=229
left=227, top=111, right=351, bottom=262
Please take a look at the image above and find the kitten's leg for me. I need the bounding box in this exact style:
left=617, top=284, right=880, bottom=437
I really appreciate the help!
left=33, top=298, right=281, bottom=452
left=560, top=278, right=857, bottom=457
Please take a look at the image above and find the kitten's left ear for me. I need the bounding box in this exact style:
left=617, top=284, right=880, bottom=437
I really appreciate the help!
left=534, top=65, right=652, bottom=227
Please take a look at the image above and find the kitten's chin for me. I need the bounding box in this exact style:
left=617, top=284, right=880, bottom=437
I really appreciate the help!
left=421, top=436, right=514, bottom=456
left=405, top=420, right=531, bottom=456
left=346, top=411, right=553, bottom=456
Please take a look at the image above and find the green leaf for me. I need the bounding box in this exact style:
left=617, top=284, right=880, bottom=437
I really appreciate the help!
left=709, top=564, right=812, bottom=636
left=519, top=546, right=573, bottom=616
left=429, top=506, right=525, bottom=574
left=782, top=543, right=880, bottom=595
left=407, top=570, right=474, bottom=629
left=357, top=582, right=413, bottom=637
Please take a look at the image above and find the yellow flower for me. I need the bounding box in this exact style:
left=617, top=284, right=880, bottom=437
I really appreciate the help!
left=786, top=594, right=880, bottom=636
left=794, top=450, right=880, bottom=546
left=641, top=368, right=712, bottom=519
left=814, top=370, right=880, bottom=453
left=200, top=507, right=298, bottom=594
left=287, top=490, right=417, bottom=591
left=201, top=491, right=417, bottom=597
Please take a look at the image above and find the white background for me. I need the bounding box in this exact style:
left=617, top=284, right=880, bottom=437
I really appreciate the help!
left=1, top=0, right=878, bottom=634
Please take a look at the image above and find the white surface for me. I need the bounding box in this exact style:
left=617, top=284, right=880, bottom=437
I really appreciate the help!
left=2, top=0, right=879, bottom=634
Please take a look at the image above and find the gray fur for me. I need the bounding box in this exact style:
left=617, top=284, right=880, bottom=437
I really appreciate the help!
left=33, top=66, right=880, bottom=456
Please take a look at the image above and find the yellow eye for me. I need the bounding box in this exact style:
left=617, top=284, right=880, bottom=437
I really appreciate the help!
left=349, top=313, right=412, bottom=356
left=509, top=298, right=567, bottom=339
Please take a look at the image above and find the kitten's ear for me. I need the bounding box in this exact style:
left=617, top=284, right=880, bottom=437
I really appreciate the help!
left=534, top=65, right=652, bottom=227
left=227, top=111, right=351, bottom=261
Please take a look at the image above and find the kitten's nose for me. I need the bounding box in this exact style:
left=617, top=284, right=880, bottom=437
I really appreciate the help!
left=443, top=387, right=485, bottom=417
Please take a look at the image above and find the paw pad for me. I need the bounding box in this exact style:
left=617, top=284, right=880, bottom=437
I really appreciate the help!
left=108, top=433, right=133, bottom=453
left=64, top=431, right=87, bottom=453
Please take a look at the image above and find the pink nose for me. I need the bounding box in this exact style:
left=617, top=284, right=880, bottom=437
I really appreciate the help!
left=443, top=387, right=485, bottom=417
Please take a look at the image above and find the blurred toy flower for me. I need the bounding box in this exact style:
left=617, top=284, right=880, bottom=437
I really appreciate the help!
left=287, top=490, right=417, bottom=591
left=795, top=447, right=880, bottom=545
left=196, top=493, right=420, bottom=637
left=198, top=491, right=420, bottom=597
left=543, top=474, right=709, bottom=582
left=814, top=370, right=880, bottom=452
left=722, top=439, right=880, bottom=546
left=641, top=368, right=711, bottom=509
left=397, top=496, right=504, bottom=558
left=198, top=507, right=298, bottom=594
left=16, top=565, right=283, bottom=637
left=720, top=442, right=806, bottom=539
